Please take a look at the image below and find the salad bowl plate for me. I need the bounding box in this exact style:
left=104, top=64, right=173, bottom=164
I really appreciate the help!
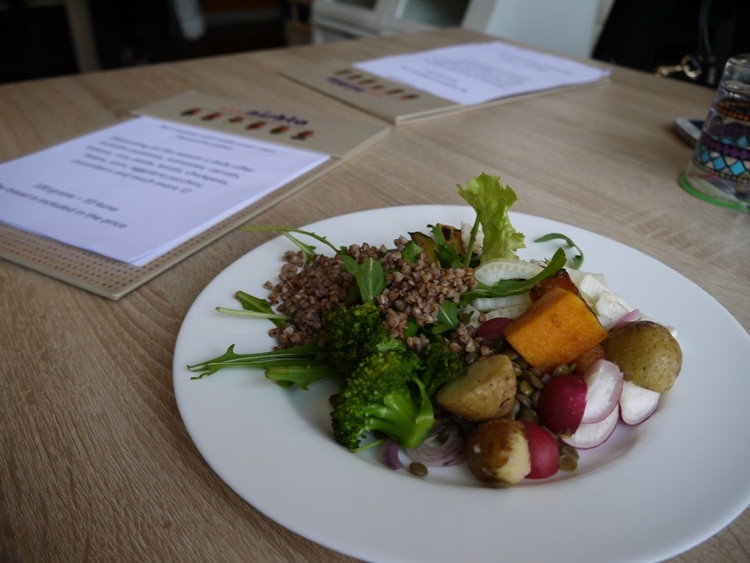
left=173, top=205, right=750, bottom=563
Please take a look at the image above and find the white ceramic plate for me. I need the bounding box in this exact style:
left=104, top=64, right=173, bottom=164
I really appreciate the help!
left=173, top=205, right=750, bottom=563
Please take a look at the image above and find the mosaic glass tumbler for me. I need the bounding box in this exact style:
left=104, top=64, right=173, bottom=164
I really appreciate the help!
left=679, top=54, right=750, bottom=212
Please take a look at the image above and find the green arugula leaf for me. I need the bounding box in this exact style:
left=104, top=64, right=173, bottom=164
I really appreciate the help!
left=231, top=291, right=289, bottom=327
left=282, top=232, right=316, bottom=263
left=403, top=317, right=419, bottom=337
left=214, top=306, right=292, bottom=322
left=265, top=364, right=337, bottom=390
left=463, top=248, right=567, bottom=301
left=462, top=216, right=481, bottom=268
left=431, top=300, right=460, bottom=334
left=430, top=224, right=462, bottom=268
left=534, top=232, right=584, bottom=269
left=340, top=255, right=386, bottom=304
left=402, top=240, right=423, bottom=263
left=241, top=225, right=342, bottom=254
left=187, top=340, right=325, bottom=380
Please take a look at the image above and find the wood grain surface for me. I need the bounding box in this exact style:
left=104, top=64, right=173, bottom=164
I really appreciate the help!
left=1, top=28, right=748, bottom=563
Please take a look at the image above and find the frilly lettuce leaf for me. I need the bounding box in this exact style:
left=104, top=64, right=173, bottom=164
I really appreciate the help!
left=458, top=173, right=525, bottom=262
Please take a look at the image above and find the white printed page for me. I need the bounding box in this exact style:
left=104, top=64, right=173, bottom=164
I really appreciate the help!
left=354, top=42, right=610, bottom=106
left=0, top=116, right=329, bottom=266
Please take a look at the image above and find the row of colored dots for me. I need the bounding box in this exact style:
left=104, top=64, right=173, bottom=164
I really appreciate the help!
left=333, top=68, right=420, bottom=100
left=179, top=108, right=315, bottom=140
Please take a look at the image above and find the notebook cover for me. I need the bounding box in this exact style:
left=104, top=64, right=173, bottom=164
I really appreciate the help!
left=282, top=59, right=608, bottom=124
left=0, top=92, right=390, bottom=300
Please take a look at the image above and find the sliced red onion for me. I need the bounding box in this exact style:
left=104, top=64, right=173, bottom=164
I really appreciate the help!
left=475, top=317, right=512, bottom=341
left=405, top=422, right=466, bottom=467
left=382, top=438, right=404, bottom=470
left=611, top=309, right=641, bottom=329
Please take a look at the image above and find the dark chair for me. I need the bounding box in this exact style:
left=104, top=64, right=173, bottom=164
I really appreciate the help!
left=593, top=0, right=749, bottom=87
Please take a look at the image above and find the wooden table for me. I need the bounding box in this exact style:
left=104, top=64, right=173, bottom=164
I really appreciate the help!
left=1, top=28, right=748, bottom=563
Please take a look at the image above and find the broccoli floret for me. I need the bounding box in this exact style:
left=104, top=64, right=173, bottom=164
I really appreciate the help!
left=420, top=338, right=468, bottom=398
left=331, top=348, right=434, bottom=450
left=324, top=302, right=404, bottom=376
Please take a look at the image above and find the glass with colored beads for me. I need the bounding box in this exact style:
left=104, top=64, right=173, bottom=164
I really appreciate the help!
left=680, top=54, right=750, bottom=212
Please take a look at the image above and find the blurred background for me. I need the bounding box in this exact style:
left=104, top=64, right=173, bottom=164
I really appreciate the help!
left=0, top=0, right=303, bottom=84
left=1, top=0, right=747, bottom=86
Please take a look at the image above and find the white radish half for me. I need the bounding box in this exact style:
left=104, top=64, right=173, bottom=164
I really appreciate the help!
left=619, top=380, right=660, bottom=425
left=581, top=359, right=624, bottom=424
left=561, top=406, right=619, bottom=449
left=473, top=258, right=543, bottom=287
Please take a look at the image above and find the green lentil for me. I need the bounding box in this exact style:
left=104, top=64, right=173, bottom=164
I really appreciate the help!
left=409, top=462, right=428, bottom=477
left=509, top=399, right=521, bottom=418
left=531, top=390, right=541, bottom=409
left=518, top=379, right=534, bottom=397
left=559, top=444, right=579, bottom=460
left=528, top=374, right=545, bottom=390
left=517, top=408, right=539, bottom=424
left=559, top=455, right=578, bottom=472
left=516, top=392, right=531, bottom=409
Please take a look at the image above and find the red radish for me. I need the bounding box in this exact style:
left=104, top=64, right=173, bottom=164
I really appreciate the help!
left=619, top=380, right=660, bottom=425
left=537, top=374, right=587, bottom=436
left=580, top=359, right=624, bottom=424
left=475, top=317, right=512, bottom=341
left=523, top=422, right=560, bottom=479
left=561, top=405, right=619, bottom=449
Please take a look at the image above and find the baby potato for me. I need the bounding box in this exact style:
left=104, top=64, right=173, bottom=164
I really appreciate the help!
left=600, top=320, right=682, bottom=392
left=436, top=354, right=517, bottom=421
left=465, top=418, right=531, bottom=487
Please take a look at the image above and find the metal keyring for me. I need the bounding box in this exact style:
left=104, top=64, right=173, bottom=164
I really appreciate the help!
left=681, top=55, right=704, bottom=79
